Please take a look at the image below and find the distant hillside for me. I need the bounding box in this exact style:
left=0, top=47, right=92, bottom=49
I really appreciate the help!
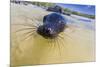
left=62, top=8, right=95, bottom=19
left=31, top=2, right=55, bottom=8
left=11, top=1, right=95, bottom=19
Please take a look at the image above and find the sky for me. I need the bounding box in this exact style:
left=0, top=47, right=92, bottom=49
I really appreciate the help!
left=57, top=3, right=95, bottom=15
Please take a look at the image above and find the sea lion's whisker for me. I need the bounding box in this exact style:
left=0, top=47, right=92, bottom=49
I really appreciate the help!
left=55, top=37, right=62, bottom=59
left=57, top=37, right=63, bottom=47
left=21, top=30, right=36, bottom=36
left=49, top=39, right=54, bottom=47
left=47, top=38, right=57, bottom=54
left=58, top=35, right=64, bottom=40
left=60, top=32, right=72, bottom=40
left=64, top=34, right=73, bottom=41
left=48, top=39, right=54, bottom=52
left=21, top=32, right=34, bottom=42
left=47, top=39, right=53, bottom=52
left=35, top=22, right=42, bottom=27
left=57, top=36, right=67, bottom=49
left=47, top=39, right=50, bottom=46
left=14, top=28, right=36, bottom=33
left=52, top=39, right=56, bottom=50
left=50, top=38, right=58, bottom=56
left=53, top=38, right=59, bottom=55
left=12, top=23, right=38, bottom=28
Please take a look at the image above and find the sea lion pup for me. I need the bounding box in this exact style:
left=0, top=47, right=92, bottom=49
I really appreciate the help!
left=11, top=3, right=95, bottom=66
left=37, top=13, right=66, bottom=39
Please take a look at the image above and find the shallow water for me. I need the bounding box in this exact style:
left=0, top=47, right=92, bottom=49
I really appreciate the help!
left=11, top=3, right=95, bottom=66
left=79, top=19, right=91, bottom=22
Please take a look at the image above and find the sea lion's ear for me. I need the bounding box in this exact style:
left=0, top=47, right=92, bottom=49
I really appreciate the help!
left=43, top=15, right=48, bottom=23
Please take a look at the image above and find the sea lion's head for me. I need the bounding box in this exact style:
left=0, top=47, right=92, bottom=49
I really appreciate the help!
left=37, top=13, right=67, bottom=39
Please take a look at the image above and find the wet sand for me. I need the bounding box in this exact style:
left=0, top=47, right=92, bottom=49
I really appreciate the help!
left=11, top=3, right=95, bottom=66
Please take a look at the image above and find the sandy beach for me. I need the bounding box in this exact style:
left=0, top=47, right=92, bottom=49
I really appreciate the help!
left=11, top=3, right=95, bottom=66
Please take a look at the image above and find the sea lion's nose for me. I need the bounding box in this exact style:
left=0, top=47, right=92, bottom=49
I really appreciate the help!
left=44, top=27, right=53, bottom=35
